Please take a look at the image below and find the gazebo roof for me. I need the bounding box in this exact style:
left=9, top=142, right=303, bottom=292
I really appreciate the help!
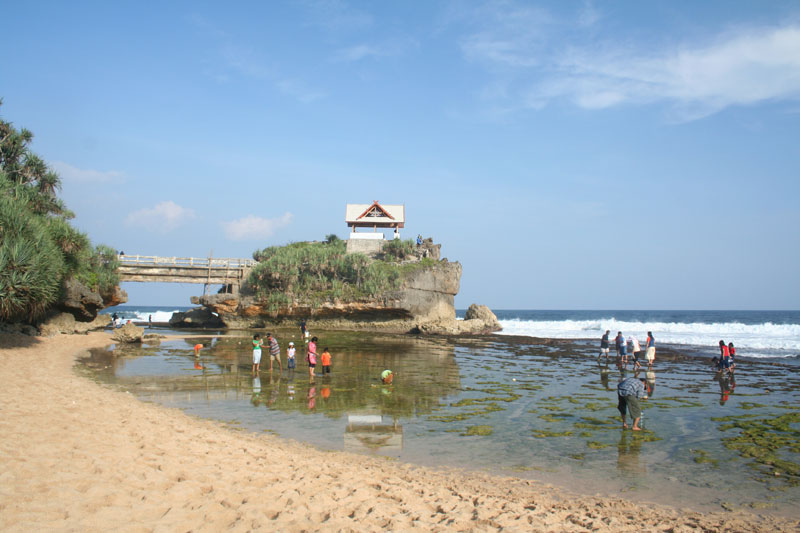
left=346, top=201, right=405, bottom=228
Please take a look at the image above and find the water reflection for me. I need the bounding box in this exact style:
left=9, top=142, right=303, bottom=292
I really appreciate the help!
left=344, top=414, right=403, bottom=453
left=617, top=432, right=646, bottom=474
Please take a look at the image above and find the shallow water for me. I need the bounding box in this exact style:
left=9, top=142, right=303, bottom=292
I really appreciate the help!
left=79, top=330, right=800, bottom=515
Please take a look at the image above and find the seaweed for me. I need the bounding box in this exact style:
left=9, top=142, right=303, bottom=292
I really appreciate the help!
left=462, top=425, right=494, bottom=436
left=532, top=429, right=573, bottom=438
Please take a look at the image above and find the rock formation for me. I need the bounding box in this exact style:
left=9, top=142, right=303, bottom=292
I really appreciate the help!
left=112, top=322, right=144, bottom=343
left=169, top=307, right=225, bottom=329
left=182, top=257, right=501, bottom=335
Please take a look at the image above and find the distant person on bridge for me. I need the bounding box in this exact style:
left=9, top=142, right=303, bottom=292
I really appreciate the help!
left=267, top=333, right=282, bottom=372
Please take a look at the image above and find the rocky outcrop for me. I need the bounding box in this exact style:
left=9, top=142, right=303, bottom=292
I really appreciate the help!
left=112, top=322, right=144, bottom=343
left=57, top=279, right=128, bottom=322
left=184, top=259, right=501, bottom=335
left=39, top=312, right=111, bottom=337
left=169, top=307, right=225, bottom=329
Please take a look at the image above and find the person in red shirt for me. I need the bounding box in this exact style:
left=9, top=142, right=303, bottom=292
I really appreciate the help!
left=320, top=348, right=332, bottom=374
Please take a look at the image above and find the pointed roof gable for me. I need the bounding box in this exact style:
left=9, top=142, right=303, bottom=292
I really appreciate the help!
left=345, top=202, right=405, bottom=228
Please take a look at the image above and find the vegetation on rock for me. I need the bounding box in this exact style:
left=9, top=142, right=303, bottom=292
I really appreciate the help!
left=247, top=238, right=435, bottom=310
left=0, top=101, right=119, bottom=322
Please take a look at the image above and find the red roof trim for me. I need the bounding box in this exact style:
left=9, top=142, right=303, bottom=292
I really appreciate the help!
left=356, top=200, right=395, bottom=220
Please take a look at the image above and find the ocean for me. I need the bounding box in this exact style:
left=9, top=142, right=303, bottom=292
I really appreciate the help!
left=106, top=306, right=800, bottom=360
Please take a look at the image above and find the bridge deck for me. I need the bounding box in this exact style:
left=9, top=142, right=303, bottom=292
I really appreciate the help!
left=117, top=255, right=256, bottom=287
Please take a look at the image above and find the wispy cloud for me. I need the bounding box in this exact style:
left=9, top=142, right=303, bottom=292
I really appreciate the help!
left=276, top=79, right=325, bottom=103
left=50, top=161, right=123, bottom=184
left=191, top=16, right=324, bottom=103
left=125, top=201, right=195, bottom=233
left=456, top=2, right=800, bottom=120
left=222, top=213, right=293, bottom=241
left=548, top=25, right=800, bottom=120
left=298, top=0, right=373, bottom=32
left=332, top=37, right=419, bottom=63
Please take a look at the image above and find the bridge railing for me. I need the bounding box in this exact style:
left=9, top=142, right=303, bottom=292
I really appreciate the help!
left=118, top=255, right=257, bottom=269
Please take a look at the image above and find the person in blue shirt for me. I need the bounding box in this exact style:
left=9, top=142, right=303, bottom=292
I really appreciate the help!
left=617, top=377, right=649, bottom=430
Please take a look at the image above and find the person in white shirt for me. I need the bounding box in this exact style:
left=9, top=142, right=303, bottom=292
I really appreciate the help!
left=628, top=335, right=642, bottom=369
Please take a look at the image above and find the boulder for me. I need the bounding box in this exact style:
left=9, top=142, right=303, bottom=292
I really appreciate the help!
left=0, top=321, right=38, bottom=336
left=39, top=312, right=111, bottom=336
left=112, top=322, right=144, bottom=343
left=169, top=307, right=225, bottom=328
left=465, top=304, right=501, bottom=330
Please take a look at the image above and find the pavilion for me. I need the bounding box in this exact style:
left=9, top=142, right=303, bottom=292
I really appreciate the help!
left=345, top=201, right=405, bottom=253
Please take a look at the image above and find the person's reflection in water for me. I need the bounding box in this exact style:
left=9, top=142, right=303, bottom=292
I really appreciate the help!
left=307, top=386, right=316, bottom=410
left=645, top=369, right=656, bottom=398
left=617, top=431, right=646, bottom=474
left=287, top=369, right=295, bottom=401
left=251, top=377, right=262, bottom=406
left=321, top=386, right=331, bottom=401
left=267, top=372, right=279, bottom=407
left=598, top=359, right=612, bottom=391
left=716, top=371, right=736, bottom=405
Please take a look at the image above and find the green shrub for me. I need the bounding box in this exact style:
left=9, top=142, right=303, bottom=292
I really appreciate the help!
left=246, top=237, right=438, bottom=309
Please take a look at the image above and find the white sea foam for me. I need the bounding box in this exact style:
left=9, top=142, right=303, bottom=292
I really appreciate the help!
left=495, top=318, right=800, bottom=358
left=109, top=310, right=178, bottom=323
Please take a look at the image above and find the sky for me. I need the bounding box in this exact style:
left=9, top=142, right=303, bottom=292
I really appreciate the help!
left=1, top=1, right=799, bottom=309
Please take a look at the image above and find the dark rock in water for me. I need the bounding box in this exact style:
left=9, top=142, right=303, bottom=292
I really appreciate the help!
left=112, top=322, right=143, bottom=343
left=143, top=333, right=165, bottom=344
left=169, top=307, right=224, bottom=328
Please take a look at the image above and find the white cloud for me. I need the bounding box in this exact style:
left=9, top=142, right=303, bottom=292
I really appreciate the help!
left=550, top=26, right=800, bottom=119
left=50, top=161, right=123, bottom=183
left=458, top=1, right=800, bottom=120
left=222, top=213, right=294, bottom=241
left=125, top=201, right=195, bottom=233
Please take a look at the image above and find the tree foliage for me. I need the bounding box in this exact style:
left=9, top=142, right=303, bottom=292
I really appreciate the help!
left=247, top=239, right=433, bottom=311
left=0, top=101, right=119, bottom=322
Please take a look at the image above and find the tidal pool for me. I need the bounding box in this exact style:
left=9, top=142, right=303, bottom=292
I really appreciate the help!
left=78, top=330, right=800, bottom=515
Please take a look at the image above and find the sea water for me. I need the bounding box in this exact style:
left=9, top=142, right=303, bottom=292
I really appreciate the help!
left=80, top=323, right=800, bottom=516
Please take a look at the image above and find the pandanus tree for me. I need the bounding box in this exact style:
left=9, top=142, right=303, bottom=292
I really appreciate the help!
left=0, top=100, right=118, bottom=322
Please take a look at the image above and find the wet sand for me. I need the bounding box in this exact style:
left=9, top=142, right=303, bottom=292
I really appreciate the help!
left=1, top=332, right=797, bottom=532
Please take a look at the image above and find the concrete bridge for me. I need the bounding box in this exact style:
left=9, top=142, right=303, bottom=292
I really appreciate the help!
left=117, top=254, right=256, bottom=293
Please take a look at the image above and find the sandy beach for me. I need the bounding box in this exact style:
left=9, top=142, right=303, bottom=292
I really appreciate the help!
left=1, top=332, right=797, bottom=532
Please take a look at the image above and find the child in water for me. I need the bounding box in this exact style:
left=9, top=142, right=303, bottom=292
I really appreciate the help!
left=381, top=369, right=393, bottom=384
left=287, top=341, right=296, bottom=369
left=320, top=347, right=332, bottom=374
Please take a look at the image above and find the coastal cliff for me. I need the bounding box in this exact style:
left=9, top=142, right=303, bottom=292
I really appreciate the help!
left=176, top=238, right=500, bottom=335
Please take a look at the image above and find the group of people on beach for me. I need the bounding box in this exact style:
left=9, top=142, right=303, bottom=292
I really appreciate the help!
left=608, top=330, right=741, bottom=430
left=712, top=340, right=736, bottom=372
left=251, top=332, right=332, bottom=379
left=599, top=330, right=656, bottom=369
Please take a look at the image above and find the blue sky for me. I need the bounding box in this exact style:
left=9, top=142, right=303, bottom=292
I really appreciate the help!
left=2, top=1, right=799, bottom=309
